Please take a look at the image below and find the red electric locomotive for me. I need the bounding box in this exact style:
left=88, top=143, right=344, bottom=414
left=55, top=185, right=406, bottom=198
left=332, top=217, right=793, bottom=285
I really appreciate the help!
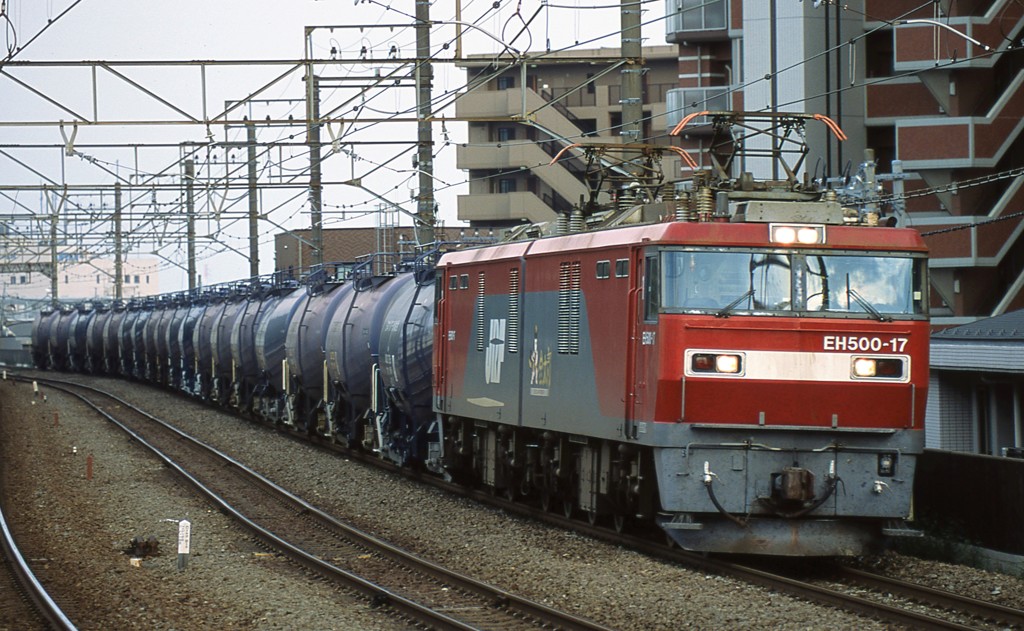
left=430, top=113, right=928, bottom=555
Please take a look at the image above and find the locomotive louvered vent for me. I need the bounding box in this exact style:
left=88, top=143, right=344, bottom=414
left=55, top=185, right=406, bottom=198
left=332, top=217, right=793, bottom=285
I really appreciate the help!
left=558, top=261, right=581, bottom=354
left=476, top=272, right=486, bottom=352
left=508, top=268, right=520, bottom=353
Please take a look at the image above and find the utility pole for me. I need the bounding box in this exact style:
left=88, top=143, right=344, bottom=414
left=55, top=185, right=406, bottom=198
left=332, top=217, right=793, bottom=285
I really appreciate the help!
left=824, top=0, right=832, bottom=178
left=415, top=0, right=436, bottom=245
left=833, top=3, right=844, bottom=173
left=306, top=73, right=324, bottom=268
left=49, top=191, right=58, bottom=306
left=114, top=183, right=123, bottom=300
left=185, top=158, right=196, bottom=290
left=246, top=120, right=260, bottom=278
left=620, top=0, right=643, bottom=145
left=770, top=0, right=779, bottom=180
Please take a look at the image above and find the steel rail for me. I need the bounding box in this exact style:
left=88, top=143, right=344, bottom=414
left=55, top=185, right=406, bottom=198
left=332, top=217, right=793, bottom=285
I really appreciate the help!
left=0, top=492, right=77, bottom=630
left=460, top=488, right=985, bottom=630
left=28, top=376, right=612, bottom=631
left=27, top=372, right=1001, bottom=631
left=836, top=565, right=1024, bottom=628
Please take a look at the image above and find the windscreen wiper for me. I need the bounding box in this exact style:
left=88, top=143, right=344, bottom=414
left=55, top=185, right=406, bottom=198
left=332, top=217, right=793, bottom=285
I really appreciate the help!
left=715, top=289, right=755, bottom=318
left=847, top=287, right=892, bottom=322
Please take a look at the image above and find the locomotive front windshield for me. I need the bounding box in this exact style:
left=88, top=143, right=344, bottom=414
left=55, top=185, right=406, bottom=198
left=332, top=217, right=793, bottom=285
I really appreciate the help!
left=659, top=248, right=928, bottom=319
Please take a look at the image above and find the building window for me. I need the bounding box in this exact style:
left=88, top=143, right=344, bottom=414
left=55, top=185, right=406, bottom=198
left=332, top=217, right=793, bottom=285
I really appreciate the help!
left=134, top=275, right=140, bottom=284
left=586, top=73, right=595, bottom=95
left=146, top=275, right=150, bottom=284
left=64, top=275, right=69, bottom=284
left=96, top=274, right=100, bottom=284
left=498, top=179, right=517, bottom=194
left=675, top=0, right=726, bottom=31
left=125, top=275, right=130, bottom=283
left=497, top=127, right=516, bottom=142
left=19, top=275, right=26, bottom=284
left=497, top=76, right=514, bottom=90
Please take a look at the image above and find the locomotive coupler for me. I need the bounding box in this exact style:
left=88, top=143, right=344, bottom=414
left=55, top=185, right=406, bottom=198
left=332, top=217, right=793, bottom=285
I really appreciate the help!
left=771, top=467, right=815, bottom=503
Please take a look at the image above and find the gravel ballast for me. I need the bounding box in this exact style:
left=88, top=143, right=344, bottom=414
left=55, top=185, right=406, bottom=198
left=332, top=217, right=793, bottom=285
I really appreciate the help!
left=3, top=374, right=1023, bottom=630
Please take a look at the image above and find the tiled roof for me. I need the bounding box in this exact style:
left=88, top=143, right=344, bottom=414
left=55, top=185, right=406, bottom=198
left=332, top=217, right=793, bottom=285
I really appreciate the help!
left=932, top=309, right=1024, bottom=341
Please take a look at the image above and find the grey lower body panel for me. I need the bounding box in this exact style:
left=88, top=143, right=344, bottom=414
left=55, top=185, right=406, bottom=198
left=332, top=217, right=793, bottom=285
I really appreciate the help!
left=658, top=515, right=885, bottom=556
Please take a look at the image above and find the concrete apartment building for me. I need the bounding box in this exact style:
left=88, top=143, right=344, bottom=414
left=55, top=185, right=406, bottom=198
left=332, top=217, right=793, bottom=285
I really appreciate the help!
left=274, top=226, right=468, bottom=275
left=663, top=0, right=1024, bottom=324
left=664, top=0, right=867, bottom=182
left=449, top=1, right=1021, bottom=324
left=0, top=256, right=160, bottom=303
left=454, top=45, right=681, bottom=230
left=1, top=227, right=160, bottom=304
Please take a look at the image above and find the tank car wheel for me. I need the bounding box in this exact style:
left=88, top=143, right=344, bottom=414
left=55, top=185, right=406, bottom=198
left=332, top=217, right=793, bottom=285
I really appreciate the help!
left=539, top=490, right=552, bottom=512
left=503, top=485, right=516, bottom=503
left=586, top=510, right=598, bottom=526
left=562, top=498, right=574, bottom=519
left=613, top=513, right=628, bottom=533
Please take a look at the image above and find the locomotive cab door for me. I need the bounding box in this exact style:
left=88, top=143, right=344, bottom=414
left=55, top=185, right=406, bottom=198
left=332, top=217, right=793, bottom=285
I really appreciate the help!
left=625, top=248, right=656, bottom=439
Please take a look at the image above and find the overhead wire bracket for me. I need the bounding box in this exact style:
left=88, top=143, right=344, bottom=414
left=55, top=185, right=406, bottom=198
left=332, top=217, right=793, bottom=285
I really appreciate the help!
left=59, top=120, right=78, bottom=157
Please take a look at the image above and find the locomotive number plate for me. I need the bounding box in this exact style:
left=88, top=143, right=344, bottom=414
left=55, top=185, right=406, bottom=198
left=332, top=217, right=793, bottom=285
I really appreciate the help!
left=823, top=335, right=908, bottom=352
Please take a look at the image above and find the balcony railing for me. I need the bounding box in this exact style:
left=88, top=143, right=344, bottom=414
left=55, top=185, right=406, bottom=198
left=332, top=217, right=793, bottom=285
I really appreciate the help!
left=607, top=82, right=676, bottom=107
left=541, top=87, right=596, bottom=108
left=665, top=87, right=732, bottom=132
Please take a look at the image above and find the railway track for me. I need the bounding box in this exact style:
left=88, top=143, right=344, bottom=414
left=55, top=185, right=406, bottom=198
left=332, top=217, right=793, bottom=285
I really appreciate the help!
left=480, top=486, right=1024, bottom=630
left=0, top=490, right=76, bottom=630
left=349, top=448, right=1022, bottom=629
left=827, top=564, right=1024, bottom=630
left=30, top=376, right=612, bottom=631
left=22, top=372, right=1024, bottom=630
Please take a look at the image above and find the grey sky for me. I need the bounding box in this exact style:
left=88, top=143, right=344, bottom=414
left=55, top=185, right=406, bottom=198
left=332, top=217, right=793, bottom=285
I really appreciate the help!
left=1, top=0, right=667, bottom=289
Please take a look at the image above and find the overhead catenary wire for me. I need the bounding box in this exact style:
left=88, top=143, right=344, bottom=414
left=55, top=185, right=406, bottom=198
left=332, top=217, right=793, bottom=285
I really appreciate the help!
left=6, top=0, right=1021, bottom=285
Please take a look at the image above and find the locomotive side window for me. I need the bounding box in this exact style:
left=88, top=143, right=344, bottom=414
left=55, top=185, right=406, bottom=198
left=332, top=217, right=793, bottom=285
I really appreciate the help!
left=644, top=255, right=659, bottom=321
left=449, top=275, right=458, bottom=290
left=596, top=260, right=611, bottom=279
left=460, top=274, right=469, bottom=290
left=615, top=259, right=629, bottom=278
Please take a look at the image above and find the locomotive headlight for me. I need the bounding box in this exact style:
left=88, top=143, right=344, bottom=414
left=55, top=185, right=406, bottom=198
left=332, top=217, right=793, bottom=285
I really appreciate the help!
left=797, top=227, right=821, bottom=244
left=852, top=357, right=906, bottom=380
left=852, top=357, right=877, bottom=377
left=770, top=223, right=826, bottom=245
left=772, top=226, right=797, bottom=244
left=715, top=354, right=740, bottom=373
left=691, top=352, right=743, bottom=375
left=878, top=453, right=896, bottom=476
